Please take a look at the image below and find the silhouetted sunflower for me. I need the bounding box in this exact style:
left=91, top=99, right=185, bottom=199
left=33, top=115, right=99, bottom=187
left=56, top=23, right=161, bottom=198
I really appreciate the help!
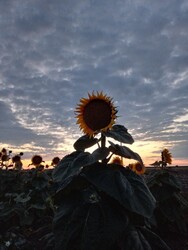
left=31, top=155, right=43, bottom=166
left=111, top=156, right=123, bottom=166
left=134, top=162, right=145, bottom=175
left=128, top=163, right=135, bottom=170
left=162, top=148, right=172, bottom=164
left=52, top=156, right=60, bottom=166
left=75, top=91, right=117, bottom=137
left=12, top=155, right=21, bottom=163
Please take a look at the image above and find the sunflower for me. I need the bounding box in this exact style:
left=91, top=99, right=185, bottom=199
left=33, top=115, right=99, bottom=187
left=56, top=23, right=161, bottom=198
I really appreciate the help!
left=129, top=162, right=145, bottom=175
left=134, top=162, right=145, bottom=175
left=31, top=155, right=43, bottom=166
left=75, top=91, right=118, bottom=137
left=128, top=163, right=135, bottom=170
left=111, top=156, right=123, bottom=166
left=51, top=156, right=60, bottom=166
left=12, top=155, right=21, bottom=163
left=161, top=148, right=172, bottom=164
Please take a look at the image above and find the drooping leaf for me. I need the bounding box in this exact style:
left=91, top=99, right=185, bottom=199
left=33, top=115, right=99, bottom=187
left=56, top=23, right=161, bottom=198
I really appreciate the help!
left=52, top=151, right=84, bottom=183
left=53, top=148, right=110, bottom=183
left=55, top=174, right=89, bottom=200
left=82, top=163, right=156, bottom=218
left=108, top=141, right=143, bottom=165
left=69, top=147, right=109, bottom=172
left=104, top=124, right=134, bottom=144
left=53, top=184, right=129, bottom=250
left=90, top=147, right=110, bottom=162
left=73, top=135, right=98, bottom=151
left=71, top=147, right=109, bottom=169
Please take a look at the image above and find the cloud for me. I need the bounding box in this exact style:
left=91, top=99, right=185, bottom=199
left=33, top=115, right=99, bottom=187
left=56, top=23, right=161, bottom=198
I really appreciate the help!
left=0, top=0, right=188, bottom=164
left=0, top=101, right=42, bottom=145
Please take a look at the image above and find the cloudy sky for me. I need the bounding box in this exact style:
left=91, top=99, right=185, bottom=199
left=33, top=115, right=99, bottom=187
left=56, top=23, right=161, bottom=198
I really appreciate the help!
left=0, top=0, right=188, bottom=166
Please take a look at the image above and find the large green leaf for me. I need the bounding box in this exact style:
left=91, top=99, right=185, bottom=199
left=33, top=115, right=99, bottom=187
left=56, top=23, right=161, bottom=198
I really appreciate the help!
left=73, top=135, right=98, bottom=151
left=82, top=163, right=156, bottom=218
left=71, top=147, right=109, bottom=170
left=53, top=185, right=129, bottom=250
left=104, top=124, right=134, bottom=144
left=108, top=141, right=143, bottom=165
left=52, top=151, right=84, bottom=183
left=90, top=147, right=110, bottom=162
left=55, top=175, right=89, bottom=200
left=53, top=148, right=110, bottom=183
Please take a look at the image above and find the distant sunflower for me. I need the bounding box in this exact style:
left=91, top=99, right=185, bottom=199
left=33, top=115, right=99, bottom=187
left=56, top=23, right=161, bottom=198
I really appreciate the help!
left=31, top=155, right=43, bottom=166
left=128, top=163, right=135, bottom=170
left=75, top=91, right=117, bottom=137
left=111, top=156, right=123, bottom=166
left=12, top=155, right=21, bottom=163
left=51, top=156, right=60, bottom=166
left=162, top=148, right=172, bottom=164
left=134, top=162, right=145, bottom=175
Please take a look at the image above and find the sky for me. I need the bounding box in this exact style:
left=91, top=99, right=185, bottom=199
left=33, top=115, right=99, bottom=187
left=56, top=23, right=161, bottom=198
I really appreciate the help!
left=0, top=0, right=188, bottom=167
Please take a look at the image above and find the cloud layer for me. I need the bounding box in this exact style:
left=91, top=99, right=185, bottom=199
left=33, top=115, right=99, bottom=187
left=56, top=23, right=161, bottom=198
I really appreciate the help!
left=0, top=0, right=188, bottom=165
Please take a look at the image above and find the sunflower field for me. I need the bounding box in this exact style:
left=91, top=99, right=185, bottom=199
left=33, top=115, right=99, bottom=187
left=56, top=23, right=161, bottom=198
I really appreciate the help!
left=0, top=92, right=188, bottom=250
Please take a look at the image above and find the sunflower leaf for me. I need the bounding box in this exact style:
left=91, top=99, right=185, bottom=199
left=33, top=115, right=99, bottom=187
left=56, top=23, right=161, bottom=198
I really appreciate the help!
left=53, top=184, right=129, bottom=250
left=73, top=135, right=99, bottom=151
left=53, top=148, right=110, bottom=183
left=71, top=147, right=110, bottom=170
left=108, top=141, right=143, bottom=165
left=52, top=151, right=84, bottom=183
left=91, top=147, right=110, bottom=161
left=53, top=148, right=109, bottom=183
left=104, top=125, right=134, bottom=144
left=82, top=163, right=156, bottom=218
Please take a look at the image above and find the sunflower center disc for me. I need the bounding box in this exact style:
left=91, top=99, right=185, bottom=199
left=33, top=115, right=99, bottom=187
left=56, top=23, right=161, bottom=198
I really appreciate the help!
left=136, top=164, right=142, bottom=171
left=83, top=99, right=112, bottom=131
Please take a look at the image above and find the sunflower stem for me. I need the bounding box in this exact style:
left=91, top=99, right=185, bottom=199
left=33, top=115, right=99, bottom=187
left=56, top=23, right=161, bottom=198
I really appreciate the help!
left=101, top=134, right=106, bottom=164
left=101, top=133, right=106, bottom=148
left=105, top=153, right=114, bottom=164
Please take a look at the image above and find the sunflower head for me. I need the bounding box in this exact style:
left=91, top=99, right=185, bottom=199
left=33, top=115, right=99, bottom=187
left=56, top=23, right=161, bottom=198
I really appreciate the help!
left=31, top=155, right=43, bottom=166
left=1, top=155, right=8, bottom=162
left=52, top=156, right=60, bottom=166
left=75, top=91, right=118, bottom=137
left=161, top=148, right=172, bottom=164
left=111, top=156, right=123, bottom=166
left=1, top=148, right=7, bottom=154
left=128, top=163, right=135, bottom=170
left=134, top=162, right=145, bottom=175
left=12, top=155, right=21, bottom=163
left=128, top=162, right=145, bottom=175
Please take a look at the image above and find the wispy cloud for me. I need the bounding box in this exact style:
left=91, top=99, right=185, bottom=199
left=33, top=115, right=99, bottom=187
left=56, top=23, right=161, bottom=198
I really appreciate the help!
left=0, top=0, right=188, bottom=164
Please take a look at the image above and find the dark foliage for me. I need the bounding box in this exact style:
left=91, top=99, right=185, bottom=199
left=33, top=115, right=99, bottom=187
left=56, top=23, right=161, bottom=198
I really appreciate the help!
left=0, top=168, right=56, bottom=249
left=52, top=153, right=171, bottom=250
left=145, top=169, right=188, bottom=250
